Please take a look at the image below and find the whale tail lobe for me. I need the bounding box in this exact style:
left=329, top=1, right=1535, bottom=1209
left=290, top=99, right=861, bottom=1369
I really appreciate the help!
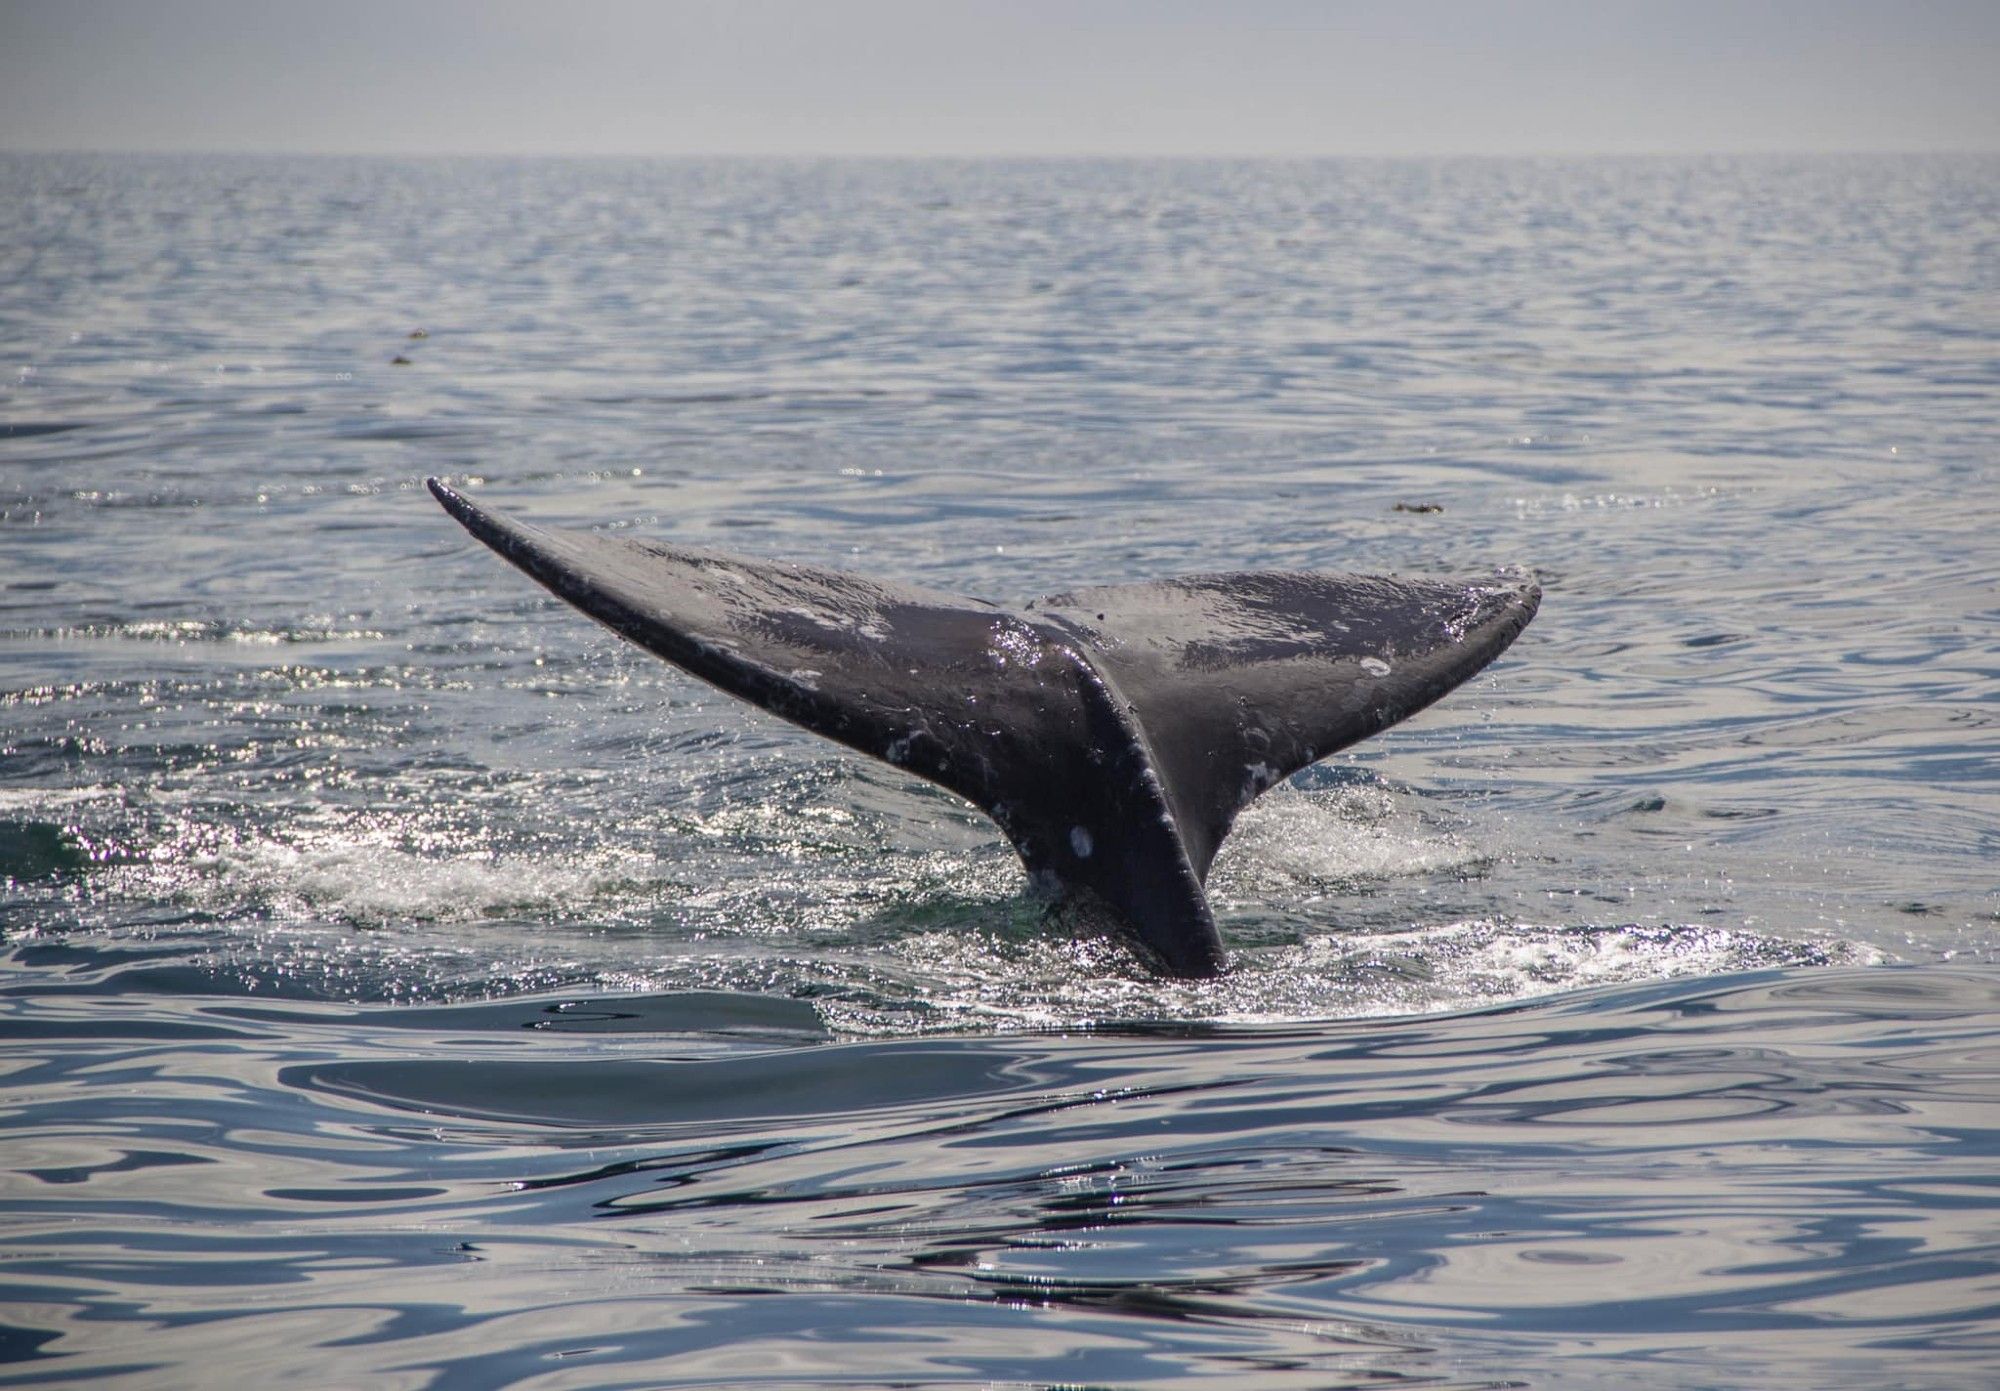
left=428, top=479, right=1537, bottom=976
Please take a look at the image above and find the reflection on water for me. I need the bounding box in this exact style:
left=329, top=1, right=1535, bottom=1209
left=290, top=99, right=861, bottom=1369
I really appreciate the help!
left=3, top=969, right=1996, bottom=1387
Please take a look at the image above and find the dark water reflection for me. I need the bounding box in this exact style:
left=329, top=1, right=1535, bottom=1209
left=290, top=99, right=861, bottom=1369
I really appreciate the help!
left=5, top=967, right=1995, bottom=1387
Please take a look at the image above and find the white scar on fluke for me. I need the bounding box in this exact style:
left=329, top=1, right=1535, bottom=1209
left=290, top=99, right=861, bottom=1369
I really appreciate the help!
left=429, top=479, right=1538, bottom=977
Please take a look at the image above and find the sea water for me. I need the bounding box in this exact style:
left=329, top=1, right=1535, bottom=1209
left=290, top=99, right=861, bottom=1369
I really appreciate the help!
left=2, top=153, right=1996, bottom=1387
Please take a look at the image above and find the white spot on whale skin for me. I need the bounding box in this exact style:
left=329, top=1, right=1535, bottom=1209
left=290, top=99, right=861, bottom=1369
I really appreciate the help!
left=1360, top=656, right=1392, bottom=677
left=1069, top=825, right=1094, bottom=859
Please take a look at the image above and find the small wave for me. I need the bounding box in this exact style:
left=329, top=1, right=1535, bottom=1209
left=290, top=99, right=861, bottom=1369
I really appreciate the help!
left=12, top=620, right=387, bottom=645
left=175, top=834, right=661, bottom=927
left=1212, top=783, right=1485, bottom=889
left=1294, top=917, right=1888, bottom=1016
left=0, top=785, right=116, bottom=811
left=821, top=917, right=1881, bottom=1036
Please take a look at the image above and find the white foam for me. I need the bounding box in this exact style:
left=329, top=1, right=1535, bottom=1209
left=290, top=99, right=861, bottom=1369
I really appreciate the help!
left=827, top=916, right=1882, bottom=1036
left=0, top=786, right=116, bottom=811
left=1212, top=784, right=1484, bottom=888
left=1298, top=919, right=1886, bottom=1017
left=180, top=834, right=656, bottom=927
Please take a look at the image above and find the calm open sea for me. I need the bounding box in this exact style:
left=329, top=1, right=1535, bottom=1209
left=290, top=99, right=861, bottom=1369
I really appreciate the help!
left=3, top=152, right=1997, bottom=1387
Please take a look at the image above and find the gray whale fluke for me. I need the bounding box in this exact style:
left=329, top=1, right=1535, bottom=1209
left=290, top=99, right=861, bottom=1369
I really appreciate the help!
left=428, top=478, right=1538, bottom=977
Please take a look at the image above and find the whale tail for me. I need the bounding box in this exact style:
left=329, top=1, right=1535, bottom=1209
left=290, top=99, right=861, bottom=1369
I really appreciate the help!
left=428, top=479, right=1538, bottom=977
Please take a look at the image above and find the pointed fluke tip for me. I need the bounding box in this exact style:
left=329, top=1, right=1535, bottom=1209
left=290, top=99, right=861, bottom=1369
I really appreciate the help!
left=427, top=477, right=548, bottom=575
left=1509, top=576, right=1543, bottom=626
left=1479, top=574, right=1542, bottom=644
left=427, top=477, right=520, bottom=549
left=426, top=475, right=468, bottom=518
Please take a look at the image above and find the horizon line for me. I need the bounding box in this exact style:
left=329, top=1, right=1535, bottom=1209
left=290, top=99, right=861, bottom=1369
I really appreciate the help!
left=7, top=143, right=1997, bottom=163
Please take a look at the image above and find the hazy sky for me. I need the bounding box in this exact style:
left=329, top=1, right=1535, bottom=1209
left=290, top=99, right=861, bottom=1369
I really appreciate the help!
left=4, top=0, right=1996, bottom=157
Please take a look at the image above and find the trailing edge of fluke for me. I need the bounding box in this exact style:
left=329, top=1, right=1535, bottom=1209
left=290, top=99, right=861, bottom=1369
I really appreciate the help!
left=427, top=478, right=1539, bottom=977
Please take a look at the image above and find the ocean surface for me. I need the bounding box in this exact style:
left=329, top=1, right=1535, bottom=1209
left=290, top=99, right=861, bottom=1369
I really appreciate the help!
left=2, top=152, right=1996, bottom=1387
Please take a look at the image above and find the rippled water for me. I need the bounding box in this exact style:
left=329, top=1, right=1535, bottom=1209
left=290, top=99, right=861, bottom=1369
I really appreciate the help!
left=3, top=153, right=1997, bottom=1386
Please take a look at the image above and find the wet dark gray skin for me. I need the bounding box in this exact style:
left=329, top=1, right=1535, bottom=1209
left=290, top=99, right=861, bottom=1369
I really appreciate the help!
left=428, top=479, right=1538, bottom=978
